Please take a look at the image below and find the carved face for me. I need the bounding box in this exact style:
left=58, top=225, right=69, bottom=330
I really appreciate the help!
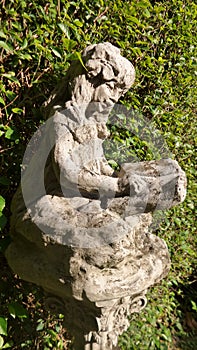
left=83, top=42, right=135, bottom=102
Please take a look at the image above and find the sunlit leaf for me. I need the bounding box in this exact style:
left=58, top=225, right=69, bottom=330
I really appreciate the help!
left=5, top=127, right=14, bottom=140
left=0, top=196, right=5, bottom=212
left=74, top=19, right=83, bottom=27
left=128, top=16, right=141, bottom=26
left=57, top=23, right=70, bottom=38
left=2, top=73, right=20, bottom=86
left=0, top=335, right=4, bottom=348
left=21, top=38, right=28, bottom=50
left=0, top=317, right=7, bottom=336
left=0, top=97, right=5, bottom=105
left=0, top=41, right=14, bottom=53
left=36, top=320, right=44, bottom=331
left=11, top=108, right=23, bottom=114
left=0, top=31, right=6, bottom=38
left=51, top=47, right=62, bottom=58
left=8, top=302, right=28, bottom=319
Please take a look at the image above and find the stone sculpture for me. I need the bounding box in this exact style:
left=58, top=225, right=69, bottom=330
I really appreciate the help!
left=5, top=43, right=187, bottom=349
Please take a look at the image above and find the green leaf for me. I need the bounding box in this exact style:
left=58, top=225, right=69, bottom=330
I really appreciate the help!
left=36, top=320, right=44, bottom=331
left=75, top=51, right=87, bottom=70
left=68, top=51, right=87, bottom=70
left=16, top=52, right=32, bottom=60
left=2, top=73, right=20, bottom=86
left=0, top=335, right=4, bottom=348
left=4, top=125, right=19, bottom=141
left=0, top=214, right=7, bottom=231
left=5, top=90, right=16, bottom=100
left=0, top=41, right=14, bottom=53
left=0, top=31, right=6, bottom=39
left=51, top=48, right=62, bottom=58
left=0, top=317, right=7, bottom=336
left=128, top=16, right=141, bottom=26
left=8, top=302, right=28, bottom=319
left=74, top=19, right=83, bottom=27
left=21, top=38, right=28, bottom=50
left=11, top=108, right=23, bottom=114
left=108, top=159, right=119, bottom=169
left=57, top=23, right=70, bottom=38
left=0, top=196, right=5, bottom=212
left=2, top=341, right=14, bottom=349
left=191, top=300, right=197, bottom=311
left=0, top=97, right=5, bottom=106
left=5, top=127, right=14, bottom=140
left=62, top=38, right=77, bottom=51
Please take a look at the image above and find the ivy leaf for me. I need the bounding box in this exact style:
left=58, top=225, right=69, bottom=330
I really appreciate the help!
left=11, top=108, right=23, bottom=114
left=0, top=196, right=5, bottom=212
left=68, top=51, right=87, bottom=70
left=0, top=41, right=14, bottom=53
left=74, top=19, right=83, bottom=27
left=0, top=335, right=4, bottom=348
left=51, top=47, right=62, bottom=58
left=128, top=16, right=141, bottom=26
left=0, top=214, right=7, bottom=231
left=0, top=317, right=7, bottom=336
left=0, top=31, right=6, bottom=38
left=8, top=302, right=29, bottom=319
left=58, top=23, right=70, bottom=38
left=36, top=320, right=44, bottom=331
left=0, top=97, right=5, bottom=106
left=16, top=52, right=32, bottom=60
left=5, top=127, right=14, bottom=140
left=21, top=38, right=28, bottom=50
left=2, top=72, right=21, bottom=86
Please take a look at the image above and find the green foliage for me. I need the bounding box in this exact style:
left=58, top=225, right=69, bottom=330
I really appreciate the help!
left=0, top=196, right=7, bottom=234
left=0, top=317, right=8, bottom=336
left=0, top=316, right=13, bottom=349
left=8, top=302, right=29, bottom=320
left=0, top=0, right=196, bottom=349
left=0, top=266, right=69, bottom=349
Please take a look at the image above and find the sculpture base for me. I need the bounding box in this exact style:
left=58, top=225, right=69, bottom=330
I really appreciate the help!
left=6, top=211, right=170, bottom=349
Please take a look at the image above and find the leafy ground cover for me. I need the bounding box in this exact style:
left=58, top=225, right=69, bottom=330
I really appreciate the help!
left=0, top=0, right=196, bottom=349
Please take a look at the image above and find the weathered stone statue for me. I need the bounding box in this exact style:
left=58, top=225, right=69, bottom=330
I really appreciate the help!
left=5, top=43, right=187, bottom=349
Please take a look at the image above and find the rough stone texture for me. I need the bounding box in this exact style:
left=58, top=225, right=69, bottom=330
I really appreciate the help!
left=5, top=43, right=187, bottom=350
